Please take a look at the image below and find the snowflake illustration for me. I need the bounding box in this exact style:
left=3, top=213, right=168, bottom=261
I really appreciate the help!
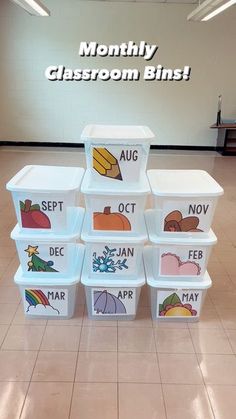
left=93, top=246, right=129, bottom=273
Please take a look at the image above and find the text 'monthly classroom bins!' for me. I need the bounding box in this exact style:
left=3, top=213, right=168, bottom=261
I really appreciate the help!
left=81, top=124, right=153, bottom=320
left=6, top=165, right=85, bottom=319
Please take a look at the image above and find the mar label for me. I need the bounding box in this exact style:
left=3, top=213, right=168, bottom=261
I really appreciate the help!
left=92, top=145, right=143, bottom=183
left=162, top=200, right=213, bottom=233
left=157, top=290, right=202, bottom=318
left=24, top=288, right=68, bottom=316
left=92, top=287, right=136, bottom=315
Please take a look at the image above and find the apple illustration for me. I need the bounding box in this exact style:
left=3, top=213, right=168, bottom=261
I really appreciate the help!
left=20, top=199, right=51, bottom=229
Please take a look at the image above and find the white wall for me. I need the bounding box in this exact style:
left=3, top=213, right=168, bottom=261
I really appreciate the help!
left=0, top=0, right=235, bottom=145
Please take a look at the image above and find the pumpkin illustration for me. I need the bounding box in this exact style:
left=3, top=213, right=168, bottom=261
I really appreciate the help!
left=93, top=206, right=131, bottom=231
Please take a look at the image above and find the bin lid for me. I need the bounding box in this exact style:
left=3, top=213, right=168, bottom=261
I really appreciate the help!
left=81, top=255, right=146, bottom=287
left=81, top=211, right=147, bottom=243
left=14, top=244, right=85, bottom=286
left=81, top=124, right=155, bottom=144
left=81, top=170, right=150, bottom=195
left=6, top=165, right=85, bottom=193
left=147, top=170, right=224, bottom=197
left=145, top=209, right=217, bottom=245
left=144, top=246, right=212, bottom=289
left=11, top=207, right=85, bottom=242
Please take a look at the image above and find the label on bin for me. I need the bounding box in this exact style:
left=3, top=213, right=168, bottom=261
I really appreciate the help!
left=91, top=287, right=136, bottom=316
left=91, top=146, right=142, bottom=183
left=92, top=200, right=139, bottom=232
left=157, top=290, right=202, bottom=318
left=92, top=244, right=137, bottom=275
left=162, top=200, right=213, bottom=233
left=159, top=246, right=206, bottom=277
left=24, top=288, right=68, bottom=316
left=19, top=195, right=67, bottom=230
left=19, top=243, right=67, bottom=273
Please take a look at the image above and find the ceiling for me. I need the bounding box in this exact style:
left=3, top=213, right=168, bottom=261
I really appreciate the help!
left=91, top=0, right=199, bottom=4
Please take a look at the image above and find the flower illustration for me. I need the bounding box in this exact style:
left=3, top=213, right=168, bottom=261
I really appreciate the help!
left=93, top=246, right=128, bottom=273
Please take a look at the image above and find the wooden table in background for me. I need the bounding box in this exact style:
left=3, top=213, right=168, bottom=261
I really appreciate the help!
left=211, top=123, right=236, bottom=155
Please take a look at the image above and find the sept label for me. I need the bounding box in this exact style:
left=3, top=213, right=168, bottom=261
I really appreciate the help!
left=162, top=200, right=213, bottom=233
left=92, top=287, right=136, bottom=316
left=24, top=288, right=68, bottom=316
left=92, top=244, right=136, bottom=275
left=159, top=245, right=206, bottom=277
left=91, top=145, right=143, bottom=183
left=157, top=290, right=202, bottom=318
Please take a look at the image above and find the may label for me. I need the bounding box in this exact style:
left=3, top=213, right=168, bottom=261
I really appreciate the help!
left=24, top=288, right=68, bottom=316
left=92, top=287, right=136, bottom=316
left=92, top=244, right=136, bottom=275
left=92, top=145, right=142, bottom=183
left=159, top=246, right=206, bottom=277
left=162, top=200, right=213, bottom=233
left=157, top=290, right=202, bottom=318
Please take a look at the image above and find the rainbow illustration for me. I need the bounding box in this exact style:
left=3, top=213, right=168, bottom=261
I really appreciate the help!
left=25, top=289, right=59, bottom=314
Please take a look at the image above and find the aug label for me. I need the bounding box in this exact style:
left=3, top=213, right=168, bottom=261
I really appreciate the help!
left=162, top=200, right=213, bottom=233
left=92, top=287, right=136, bottom=316
left=157, top=289, right=202, bottom=318
left=159, top=245, right=206, bottom=277
left=92, top=244, right=136, bottom=275
left=24, top=288, right=68, bottom=316
left=91, top=145, right=143, bottom=183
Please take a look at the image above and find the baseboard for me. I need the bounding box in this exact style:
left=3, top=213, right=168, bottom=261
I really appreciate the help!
left=0, top=141, right=217, bottom=151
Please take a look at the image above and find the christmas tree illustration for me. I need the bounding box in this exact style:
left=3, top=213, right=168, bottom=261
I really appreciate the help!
left=24, top=245, right=58, bottom=272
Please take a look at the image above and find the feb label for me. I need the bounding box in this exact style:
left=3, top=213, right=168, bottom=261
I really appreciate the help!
left=24, top=288, right=68, bottom=316
left=92, top=288, right=136, bottom=316
left=92, top=145, right=143, bottom=183
left=157, top=290, right=202, bottom=318
left=159, top=246, right=206, bottom=277
left=162, top=200, right=213, bottom=233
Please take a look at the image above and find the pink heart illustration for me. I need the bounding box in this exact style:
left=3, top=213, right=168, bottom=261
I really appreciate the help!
left=161, top=253, right=201, bottom=276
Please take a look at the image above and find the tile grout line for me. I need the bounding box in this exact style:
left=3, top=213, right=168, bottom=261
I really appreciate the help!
left=153, top=324, right=168, bottom=419
left=18, top=319, right=48, bottom=419
left=68, top=303, right=85, bottom=419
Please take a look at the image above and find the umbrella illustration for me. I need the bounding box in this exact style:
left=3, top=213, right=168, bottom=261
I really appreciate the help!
left=94, top=290, right=126, bottom=314
left=25, top=289, right=60, bottom=314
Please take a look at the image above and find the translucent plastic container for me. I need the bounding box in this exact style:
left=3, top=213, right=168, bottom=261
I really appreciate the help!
left=81, top=124, right=154, bottom=187
left=81, top=170, right=150, bottom=237
left=6, top=165, right=85, bottom=233
left=14, top=244, right=85, bottom=320
left=11, top=207, right=84, bottom=277
left=82, top=218, right=147, bottom=279
left=145, top=209, right=217, bottom=280
left=81, top=257, right=145, bottom=321
left=144, top=246, right=212, bottom=322
left=147, top=170, right=223, bottom=237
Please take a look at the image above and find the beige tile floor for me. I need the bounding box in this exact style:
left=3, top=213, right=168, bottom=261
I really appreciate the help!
left=0, top=147, right=236, bottom=418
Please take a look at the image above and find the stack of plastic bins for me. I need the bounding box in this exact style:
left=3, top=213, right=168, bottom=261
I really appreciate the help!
left=144, top=169, right=224, bottom=322
left=6, top=165, right=85, bottom=320
left=80, top=124, right=154, bottom=320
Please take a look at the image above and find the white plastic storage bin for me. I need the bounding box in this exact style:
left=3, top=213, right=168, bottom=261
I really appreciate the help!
left=82, top=218, right=147, bottom=279
left=81, top=170, right=150, bottom=237
left=147, top=170, right=223, bottom=237
left=6, top=165, right=84, bottom=233
left=81, top=259, right=145, bottom=320
left=145, top=209, right=217, bottom=280
left=11, top=208, right=84, bottom=277
left=14, top=244, right=85, bottom=320
left=144, top=247, right=212, bottom=322
left=81, top=124, right=154, bottom=187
